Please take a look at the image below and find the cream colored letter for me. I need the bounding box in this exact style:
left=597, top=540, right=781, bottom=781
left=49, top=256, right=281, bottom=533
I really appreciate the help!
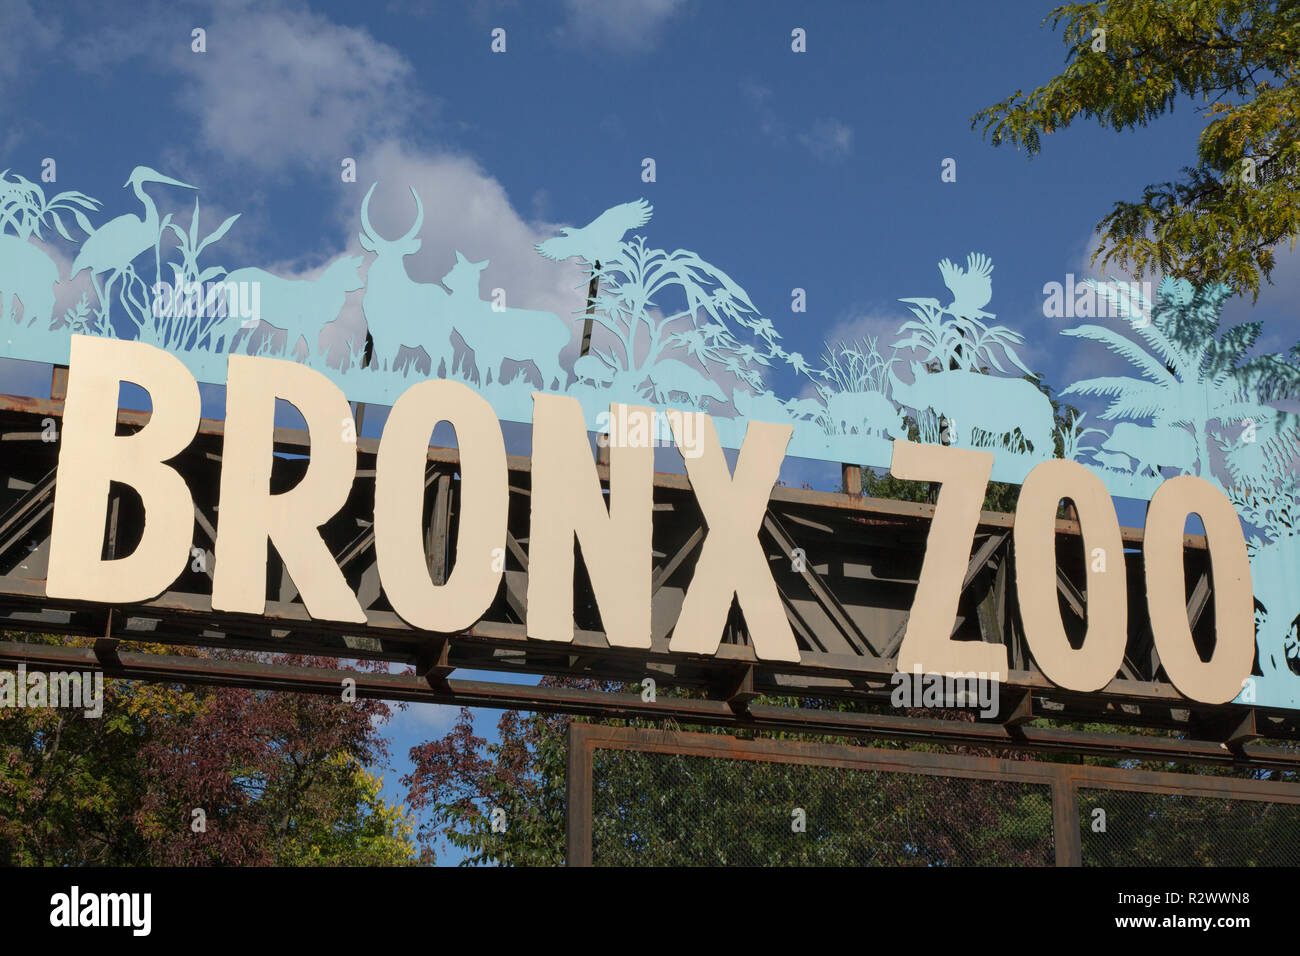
left=1144, top=474, right=1254, bottom=704
left=669, top=414, right=798, bottom=662
left=527, top=397, right=653, bottom=647
left=1015, top=459, right=1126, bottom=691
left=47, top=336, right=200, bottom=603
left=212, top=356, right=364, bottom=622
left=890, top=440, right=1007, bottom=674
left=375, top=379, right=507, bottom=631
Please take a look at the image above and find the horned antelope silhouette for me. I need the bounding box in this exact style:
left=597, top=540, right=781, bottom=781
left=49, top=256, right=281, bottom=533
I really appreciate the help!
left=357, top=183, right=456, bottom=375
left=358, top=183, right=570, bottom=387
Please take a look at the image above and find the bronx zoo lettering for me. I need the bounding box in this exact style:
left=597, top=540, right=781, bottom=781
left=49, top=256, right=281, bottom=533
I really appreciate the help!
left=46, top=336, right=1255, bottom=707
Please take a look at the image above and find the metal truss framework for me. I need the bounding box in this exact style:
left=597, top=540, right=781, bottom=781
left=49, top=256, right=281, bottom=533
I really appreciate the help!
left=0, top=377, right=1297, bottom=770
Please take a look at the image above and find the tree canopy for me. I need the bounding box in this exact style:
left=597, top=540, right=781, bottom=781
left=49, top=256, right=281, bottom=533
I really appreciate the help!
left=973, top=0, right=1300, bottom=298
left=0, top=636, right=417, bottom=866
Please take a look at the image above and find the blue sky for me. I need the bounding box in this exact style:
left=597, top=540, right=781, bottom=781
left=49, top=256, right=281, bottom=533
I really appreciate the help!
left=4, top=0, right=1297, bottom=863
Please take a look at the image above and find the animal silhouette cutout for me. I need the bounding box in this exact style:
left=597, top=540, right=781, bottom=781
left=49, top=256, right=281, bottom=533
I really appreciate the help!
left=645, top=359, right=726, bottom=407
left=888, top=360, right=1054, bottom=454
left=938, top=252, right=995, bottom=322
left=732, top=388, right=793, bottom=422
left=733, top=389, right=829, bottom=424
left=574, top=353, right=619, bottom=386
left=442, top=252, right=569, bottom=390
left=534, top=199, right=653, bottom=266
left=0, top=236, right=58, bottom=328
left=357, top=184, right=456, bottom=375
left=785, top=397, right=824, bottom=421
left=219, top=256, right=364, bottom=355
left=1250, top=534, right=1300, bottom=688
left=71, top=167, right=194, bottom=313
left=1099, top=421, right=1198, bottom=475
left=825, top=390, right=907, bottom=438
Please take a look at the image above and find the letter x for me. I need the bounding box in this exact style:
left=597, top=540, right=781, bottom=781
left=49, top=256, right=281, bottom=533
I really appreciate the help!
left=668, top=415, right=799, bottom=662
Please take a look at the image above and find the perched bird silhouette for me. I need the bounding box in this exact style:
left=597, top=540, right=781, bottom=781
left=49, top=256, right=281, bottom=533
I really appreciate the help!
left=71, top=166, right=195, bottom=310
left=937, top=252, right=995, bottom=322
left=535, top=199, right=653, bottom=266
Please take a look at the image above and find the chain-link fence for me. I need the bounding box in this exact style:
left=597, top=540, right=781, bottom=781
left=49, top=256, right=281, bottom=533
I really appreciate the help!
left=1077, top=788, right=1300, bottom=866
left=591, top=748, right=1054, bottom=866
left=568, top=725, right=1300, bottom=866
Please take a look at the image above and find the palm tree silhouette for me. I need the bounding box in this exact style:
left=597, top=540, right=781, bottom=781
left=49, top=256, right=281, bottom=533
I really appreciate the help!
left=1063, top=278, right=1293, bottom=480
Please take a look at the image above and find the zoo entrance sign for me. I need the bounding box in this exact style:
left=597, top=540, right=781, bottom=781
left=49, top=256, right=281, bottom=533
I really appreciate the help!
left=46, top=335, right=1253, bottom=709
left=2, top=168, right=1297, bottom=712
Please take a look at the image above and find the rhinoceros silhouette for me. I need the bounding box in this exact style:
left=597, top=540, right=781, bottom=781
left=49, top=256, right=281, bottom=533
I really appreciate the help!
left=888, top=360, right=1053, bottom=455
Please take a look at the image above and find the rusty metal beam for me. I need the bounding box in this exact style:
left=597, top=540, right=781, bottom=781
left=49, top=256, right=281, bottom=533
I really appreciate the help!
left=763, top=510, right=874, bottom=656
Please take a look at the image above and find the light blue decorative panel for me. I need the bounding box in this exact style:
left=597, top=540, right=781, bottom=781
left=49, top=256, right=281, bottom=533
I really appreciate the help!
left=2, top=167, right=1298, bottom=707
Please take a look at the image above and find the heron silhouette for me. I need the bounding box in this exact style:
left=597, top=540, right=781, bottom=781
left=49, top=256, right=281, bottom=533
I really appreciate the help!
left=71, top=166, right=195, bottom=315
left=534, top=199, right=652, bottom=266
left=937, top=252, right=995, bottom=322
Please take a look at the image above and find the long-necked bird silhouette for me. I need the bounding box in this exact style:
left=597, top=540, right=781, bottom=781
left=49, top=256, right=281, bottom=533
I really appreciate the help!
left=534, top=199, right=653, bottom=265
left=71, top=166, right=195, bottom=310
left=937, top=252, right=994, bottom=322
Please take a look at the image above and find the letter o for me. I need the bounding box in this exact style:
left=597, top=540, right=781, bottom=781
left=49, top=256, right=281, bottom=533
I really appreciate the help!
left=1144, top=475, right=1254, bottom=704
left=1015, top=459, right=1126, bottom=691
left=375, top=379, right=508, bottom=631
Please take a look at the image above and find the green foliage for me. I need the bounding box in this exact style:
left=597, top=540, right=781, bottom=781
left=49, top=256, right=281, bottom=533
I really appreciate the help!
left=274, top=754, right=418, bottom=866
left=0, top=634, right=416, bottom=866
left=973, top=0, right=1300, bottom=298
left=590, top=748, right=1053, bottom=866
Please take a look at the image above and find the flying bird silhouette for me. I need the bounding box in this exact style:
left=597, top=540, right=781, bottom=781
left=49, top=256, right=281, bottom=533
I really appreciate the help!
left=535, top=199, right=653, bottom=266
left=937, top=252, right=994, bottom=321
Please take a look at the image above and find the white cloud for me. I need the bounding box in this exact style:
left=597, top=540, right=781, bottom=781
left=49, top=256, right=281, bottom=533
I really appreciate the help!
left=389, top=700, right=459, bottom=737
left=0, top=0, right=61, bottom=150
left=169, top=6, right=423, bottom=172
left=741, top=80, right=782, bottom=141
left=741, top=81, right=852, bottom=163
left=798, top=119, right=853, bottom=160
left=558, top=0, right=687, bottom=52
left=0, top=0, right=60, bottom=82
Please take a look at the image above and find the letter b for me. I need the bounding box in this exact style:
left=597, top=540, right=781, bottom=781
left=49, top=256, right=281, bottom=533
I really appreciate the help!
left=47, top=337, right=200, bottom=603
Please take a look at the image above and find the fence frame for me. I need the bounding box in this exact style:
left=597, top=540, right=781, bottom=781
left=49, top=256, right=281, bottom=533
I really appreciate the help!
left=565, top=723, right=1300, bottom=866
